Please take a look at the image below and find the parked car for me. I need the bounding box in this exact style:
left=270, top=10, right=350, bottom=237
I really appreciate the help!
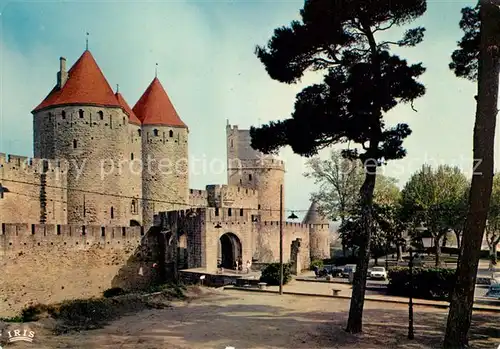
left=485, top=283, right=500, bottom=299
left=330, top=266, right=344, bottom=277
left=342, top=264, right=356, bottom=278
left=369, top=266, right=387, bottom=280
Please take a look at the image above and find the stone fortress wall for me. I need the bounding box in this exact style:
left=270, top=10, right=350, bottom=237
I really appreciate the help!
left=0, top=154, right=67, bottom=225
left=0, top=223, right=152, bottom=317
left=0, top=49, right=331, bottom=317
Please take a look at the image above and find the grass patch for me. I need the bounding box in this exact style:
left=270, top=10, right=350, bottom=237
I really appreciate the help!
left=1, top=283, right=186, bottom=334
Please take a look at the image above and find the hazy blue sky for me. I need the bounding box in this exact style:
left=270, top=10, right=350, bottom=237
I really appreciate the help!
left=0, top=0, right=489, bottom=219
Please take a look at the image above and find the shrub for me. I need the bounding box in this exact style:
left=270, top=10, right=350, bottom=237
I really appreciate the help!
left=103, top=287, right=125, bottom=298
left=387, top=267, right=456, bottom=300
left=310, top=259, right=324, bottom=270
left=260, top=263, right=292, bottom=286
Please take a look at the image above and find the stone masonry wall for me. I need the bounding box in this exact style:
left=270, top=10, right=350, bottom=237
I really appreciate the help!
left=309, top=224, right=331, bottom=260
left=128, top=123, right=143, bottom=225
left=206, top=184, right=259, bottom=209
left=142, top=125, right=189, bottom=229
left=254, top=221, right=311, bottom=269
left=226, top=124, right=285, bottom=222
left=0, top=223, right=155, bottom=317
left=33, top=105, right=130, bottom=226
left=189, top=188, right=208, bottom=208
left=0, top=154, right=67, bottom=224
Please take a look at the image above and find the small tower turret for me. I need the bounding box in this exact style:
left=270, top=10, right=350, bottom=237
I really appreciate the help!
left=134, top=77, right=189, bottom=228
left=304, top=201, right=330, bottom=260
left=32, top=50, right=129, bottom=225
left=226, top=122, right=285, bottom=221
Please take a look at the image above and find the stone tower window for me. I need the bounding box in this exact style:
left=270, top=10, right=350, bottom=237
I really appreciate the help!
left=249, top=174, right=252, bottom=181
left=228, top=208, right=232, bottom=216
left=215, top=207, right=219, bottom=216
left=131, top=199, right=137, bottom=214
left=73, top=139, right=77, bottom=149
left=258, top=204, right=261, bottom=210
left=231, top=139, right=233, bottom=147
left=169, top=130, right=173, bottom=137
left=153, top=129, right=159, bottom=137
left=79, top=109, right=84, bottom=118
left=110, top=207, right=114, bottom=219
left=138, top=129, right=142, bottom=137
left=131, top=153, right=134, bottom=160
left=61, top=110, right=66, bottom=119
left=98, top=111, right=104, bottom=120
left=240, top=208, right=243, bottom=216
left=123, top=117, right=125, bottom=124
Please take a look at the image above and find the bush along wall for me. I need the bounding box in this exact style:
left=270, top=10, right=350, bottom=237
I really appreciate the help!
left=260, top=263, right=292, bottom=286
left=387, top=267, right=456, bottom=301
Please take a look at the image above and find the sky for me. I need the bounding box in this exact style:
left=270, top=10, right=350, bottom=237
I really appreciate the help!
left=0, top=0, right=491, bottom=220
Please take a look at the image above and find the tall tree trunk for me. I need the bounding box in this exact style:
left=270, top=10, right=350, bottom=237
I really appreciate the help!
left=434, top=235, right=442, bottom=267
left=345, top=162, right=377, bottom=333
left=491, top=244, right=498, bottom=265
left=455, top=230, right=461, bottom=251
left=397, top=244, right=403, bottom=262
left=444, top=2, right=500, bottom=347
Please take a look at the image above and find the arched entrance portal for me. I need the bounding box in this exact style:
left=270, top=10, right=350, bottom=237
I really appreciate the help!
left=219, top=233, right=242, bottom=269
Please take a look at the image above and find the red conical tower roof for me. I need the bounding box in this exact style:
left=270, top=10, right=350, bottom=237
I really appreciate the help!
left=115, top=92, right=141, bottom=125
left=132, top=77, right=187, bottom=128
left=32, top=50, right=121, bottom=113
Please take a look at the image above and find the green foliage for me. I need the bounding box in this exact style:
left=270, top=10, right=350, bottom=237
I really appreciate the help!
left=305, top=149, right=401, bottom=224
left=449, top=3, right=480, bottom=81
left=401, top=164, right=469, bottom=241
left=310, top=259, right=324, bottom=270
left=260, top=263, right=292, bottom=286
left=304, top=150, right=364, bottom=222
left=250, top=0, right=427, bottom=161
left=103, top=287, right=126, bottom=298
left=387, top=267, right=456, bottom=300
left=324, top=256, right=359, bottom=267
left=486, top=173, right=500, bottom=260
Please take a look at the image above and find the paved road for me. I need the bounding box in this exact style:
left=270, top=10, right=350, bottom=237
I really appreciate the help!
left=303, top=275, right=490, bottom=298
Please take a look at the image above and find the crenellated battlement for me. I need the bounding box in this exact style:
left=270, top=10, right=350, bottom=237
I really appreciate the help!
left=0, top=153, right=67, bottom=173
left=189, top=188, right=207, bottom=198
left=0, top=223, right=144, bottom=252
left=205, top=206, right=256, bottom=223
left=232, top=158, right=285, bottom=171
left=206, top=184, right=259, bottom=209
left=206, top=184, right=257, bottom=197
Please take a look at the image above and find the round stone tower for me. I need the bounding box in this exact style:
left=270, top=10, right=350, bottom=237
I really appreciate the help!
left=133, top=77, right=189, bottom=229
left=116, top=91, right=143, bottom=226
left=303, top=201, right=331, bottom=260
left=226, top=123, right=285, bottom=221
left=32, top=50, right=130, bottom=226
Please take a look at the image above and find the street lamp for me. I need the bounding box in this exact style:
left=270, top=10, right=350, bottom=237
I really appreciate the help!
left=408, top=247, right=414, bottom=340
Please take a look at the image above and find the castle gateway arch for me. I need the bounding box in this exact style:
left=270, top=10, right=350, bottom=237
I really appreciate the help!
left=218, top=232, right=242, bottom=269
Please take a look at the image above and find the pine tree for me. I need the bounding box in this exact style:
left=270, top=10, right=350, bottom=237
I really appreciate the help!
left=250, top=0, right=427, bottom=333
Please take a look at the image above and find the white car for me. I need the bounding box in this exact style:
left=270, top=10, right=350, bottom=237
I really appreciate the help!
left=369, top=267, right=387, bottom=280
left=491, top=272, right=500, bottom=285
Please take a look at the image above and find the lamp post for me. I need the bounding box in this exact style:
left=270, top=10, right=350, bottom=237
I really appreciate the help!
left=408, top=247, right=414, bottom=340
left=279, top=184, right=283, bottom=295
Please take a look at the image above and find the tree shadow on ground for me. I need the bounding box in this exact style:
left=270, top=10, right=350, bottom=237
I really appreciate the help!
left=41, top=292, right=500, bottom=349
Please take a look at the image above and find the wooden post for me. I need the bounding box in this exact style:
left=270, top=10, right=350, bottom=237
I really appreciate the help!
left=279, top=184, right=283, bottom=295
left=408, top=247, right=414, bottom=339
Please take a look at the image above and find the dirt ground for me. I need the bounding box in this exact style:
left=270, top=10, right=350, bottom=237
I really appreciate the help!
left=6, top=287, right=500, bottom=349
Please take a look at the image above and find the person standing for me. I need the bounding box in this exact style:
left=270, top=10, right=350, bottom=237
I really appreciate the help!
left=246, top=260, right=251, bottom=273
